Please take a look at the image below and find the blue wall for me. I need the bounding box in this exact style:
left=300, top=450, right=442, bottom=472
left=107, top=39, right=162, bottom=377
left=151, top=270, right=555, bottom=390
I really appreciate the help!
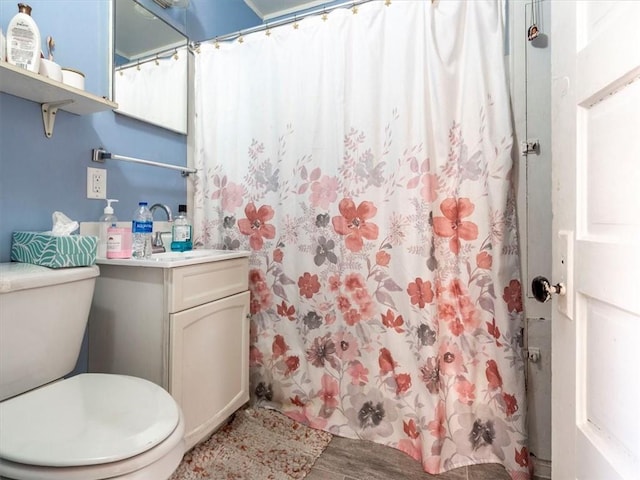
left=0, top=0, right=261, bottom=262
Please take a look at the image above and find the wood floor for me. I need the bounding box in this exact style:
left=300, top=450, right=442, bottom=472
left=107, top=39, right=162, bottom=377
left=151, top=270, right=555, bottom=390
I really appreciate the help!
left=306, top=436, right=511, bottom=480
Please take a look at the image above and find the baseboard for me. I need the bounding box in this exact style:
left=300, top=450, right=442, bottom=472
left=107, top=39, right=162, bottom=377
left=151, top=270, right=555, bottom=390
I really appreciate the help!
left=532, top=457, right=551, bottom=479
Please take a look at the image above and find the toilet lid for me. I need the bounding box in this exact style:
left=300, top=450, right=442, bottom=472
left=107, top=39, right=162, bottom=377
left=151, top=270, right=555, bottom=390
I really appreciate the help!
left=0, top=374, right=180, bottom=467
left=0, top=263, right=99, bottom=293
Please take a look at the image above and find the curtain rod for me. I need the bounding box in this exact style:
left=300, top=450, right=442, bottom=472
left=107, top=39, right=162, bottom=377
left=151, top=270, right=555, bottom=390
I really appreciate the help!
left=115, top=45, right=186, bottom=71
left=92, top=148, right=197, bottom=177
left=194, top=0, right=378, bottom=46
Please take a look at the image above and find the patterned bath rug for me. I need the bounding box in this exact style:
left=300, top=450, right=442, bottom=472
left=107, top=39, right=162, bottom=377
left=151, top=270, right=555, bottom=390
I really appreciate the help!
left=170, top=407, right=333, bottom=480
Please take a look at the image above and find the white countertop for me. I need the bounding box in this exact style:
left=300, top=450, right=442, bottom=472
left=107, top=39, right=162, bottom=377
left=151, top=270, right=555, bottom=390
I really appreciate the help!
left=96, top=249, right=250, bottom=268
left=80, top=222, right=250, bottom=268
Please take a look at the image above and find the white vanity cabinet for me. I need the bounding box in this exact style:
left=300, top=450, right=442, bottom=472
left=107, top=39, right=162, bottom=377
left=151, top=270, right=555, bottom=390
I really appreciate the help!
left=88, top=255, right=250, bottom=450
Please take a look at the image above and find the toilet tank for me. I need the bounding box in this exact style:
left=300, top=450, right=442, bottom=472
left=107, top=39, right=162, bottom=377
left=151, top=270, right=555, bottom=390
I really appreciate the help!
left=0, top=263, right=99, bottom=401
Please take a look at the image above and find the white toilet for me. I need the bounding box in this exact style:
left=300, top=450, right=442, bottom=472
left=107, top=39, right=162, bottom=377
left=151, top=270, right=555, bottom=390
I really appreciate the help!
left=0, top=263, right=185, bottom=480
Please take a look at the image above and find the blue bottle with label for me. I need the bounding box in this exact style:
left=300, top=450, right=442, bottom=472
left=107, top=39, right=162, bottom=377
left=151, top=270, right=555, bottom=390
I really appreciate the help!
left=171, top=204, right=192, bottom=252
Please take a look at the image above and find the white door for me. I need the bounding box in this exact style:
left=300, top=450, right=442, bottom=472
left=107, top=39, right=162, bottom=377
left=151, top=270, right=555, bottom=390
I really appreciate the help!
left=551, top=2, right=640, bottom=479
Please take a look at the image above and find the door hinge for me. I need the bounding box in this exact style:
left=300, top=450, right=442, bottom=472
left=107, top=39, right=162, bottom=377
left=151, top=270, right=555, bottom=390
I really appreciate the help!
left=520, top=139, right=540, bottom=155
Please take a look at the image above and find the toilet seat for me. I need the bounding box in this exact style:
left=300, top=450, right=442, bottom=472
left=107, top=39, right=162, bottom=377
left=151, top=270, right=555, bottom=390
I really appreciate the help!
left=0, top=374, right=185, bottom=480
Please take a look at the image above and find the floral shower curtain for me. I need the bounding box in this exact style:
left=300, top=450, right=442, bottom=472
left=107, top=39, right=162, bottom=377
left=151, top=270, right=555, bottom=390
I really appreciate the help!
left=193, top=1, right=529, bottom=478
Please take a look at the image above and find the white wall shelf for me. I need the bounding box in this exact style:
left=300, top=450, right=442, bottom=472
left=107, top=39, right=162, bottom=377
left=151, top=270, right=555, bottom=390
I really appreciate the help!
left=0, top=62, right=118, bottom=138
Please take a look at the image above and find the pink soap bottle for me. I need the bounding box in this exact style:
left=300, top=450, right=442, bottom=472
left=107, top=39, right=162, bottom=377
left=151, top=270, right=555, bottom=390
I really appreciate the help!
left=106, top=224, right=132, bottom=259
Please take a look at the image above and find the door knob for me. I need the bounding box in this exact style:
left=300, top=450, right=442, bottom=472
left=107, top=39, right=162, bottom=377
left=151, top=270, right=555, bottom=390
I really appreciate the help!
left=531, top=276, right=566, bottom=303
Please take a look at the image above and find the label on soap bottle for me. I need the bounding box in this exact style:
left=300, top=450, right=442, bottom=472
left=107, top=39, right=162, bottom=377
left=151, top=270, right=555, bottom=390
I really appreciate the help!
left=106, top=226, right=132, bottom=258
left=107, top=233, right=123, bottom=253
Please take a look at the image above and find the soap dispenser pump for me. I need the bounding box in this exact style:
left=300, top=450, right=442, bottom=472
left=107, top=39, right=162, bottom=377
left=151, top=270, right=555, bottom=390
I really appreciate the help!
left=98, top=199, right=118, bottom=258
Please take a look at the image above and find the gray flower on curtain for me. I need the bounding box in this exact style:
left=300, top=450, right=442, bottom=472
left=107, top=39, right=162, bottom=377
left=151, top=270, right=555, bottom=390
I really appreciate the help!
left=255, top=164, right=280, bottom=193
left=254, top=381, right=273, bottom=401
left=459, top=145, right=483, bottom=182
left=358, top=400, right=385, bottom=429
left=419, top=356, right=440, bottom=394
left=417, top=323, right=437, bottom=346
left=469, top=419, right=496, bottom=450
left=355, top=151, right=386, bottom=188
left=452, top=405, right=512, bottom=461
left=223, top=236, right=240, bottom=250
left=315, top=213, right=330, bottom=228
left=223, top=215, right=236, bottom=229
left=314, top=236, right=338, bottom=266
left=306, top=334, right=339, bottom=369
left=303, top=311, right=323, bottom=330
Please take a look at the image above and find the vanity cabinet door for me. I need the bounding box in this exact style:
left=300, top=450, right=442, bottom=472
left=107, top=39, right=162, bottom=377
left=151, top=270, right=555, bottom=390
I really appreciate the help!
left=169, top=290, right=250, bottom=450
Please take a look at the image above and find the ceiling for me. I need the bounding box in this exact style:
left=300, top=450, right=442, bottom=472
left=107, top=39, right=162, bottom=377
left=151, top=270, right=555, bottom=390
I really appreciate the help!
left=242, top=0, right=333, bottom=20
left=114, top=0, right=336, bottom=60
left=115, top=0, right=186, bottom=60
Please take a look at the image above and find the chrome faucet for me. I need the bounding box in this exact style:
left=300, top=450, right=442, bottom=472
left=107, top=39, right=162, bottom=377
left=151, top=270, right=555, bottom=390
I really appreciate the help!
left=150, top=204, right=173, bottom=253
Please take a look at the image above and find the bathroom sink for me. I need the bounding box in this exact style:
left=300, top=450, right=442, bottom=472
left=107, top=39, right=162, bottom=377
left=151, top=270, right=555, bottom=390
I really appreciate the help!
left=146, top=249, right=225, bottom=261
left=95, top=249, right=250, bottom=268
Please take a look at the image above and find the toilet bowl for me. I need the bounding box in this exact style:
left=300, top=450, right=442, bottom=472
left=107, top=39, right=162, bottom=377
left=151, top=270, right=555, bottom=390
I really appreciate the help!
left=0, top=374, right=185, bottom=479
left=0, top=263, right=185, bottom=479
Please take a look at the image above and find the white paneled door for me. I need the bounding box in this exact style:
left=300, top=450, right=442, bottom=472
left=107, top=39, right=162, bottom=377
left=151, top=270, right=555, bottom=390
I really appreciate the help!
left=551, top=2, right=640, bottom=479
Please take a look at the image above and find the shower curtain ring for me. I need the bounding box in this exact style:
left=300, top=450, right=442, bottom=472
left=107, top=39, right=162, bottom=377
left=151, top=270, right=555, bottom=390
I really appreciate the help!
left=528, top=0, right=540, bottom=41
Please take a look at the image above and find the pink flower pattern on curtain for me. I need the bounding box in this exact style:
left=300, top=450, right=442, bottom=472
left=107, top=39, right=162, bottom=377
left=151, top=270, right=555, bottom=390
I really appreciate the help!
left=193, top=2, right=529, bottom=478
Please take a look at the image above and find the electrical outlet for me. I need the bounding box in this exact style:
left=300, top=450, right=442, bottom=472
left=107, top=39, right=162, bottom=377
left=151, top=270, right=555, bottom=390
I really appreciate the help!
left=87, top=167, right=107, bottom=199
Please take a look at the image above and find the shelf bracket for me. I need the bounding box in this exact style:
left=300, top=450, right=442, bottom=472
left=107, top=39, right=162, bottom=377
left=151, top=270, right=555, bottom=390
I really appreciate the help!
left=41, top=100, right=74, bottom=138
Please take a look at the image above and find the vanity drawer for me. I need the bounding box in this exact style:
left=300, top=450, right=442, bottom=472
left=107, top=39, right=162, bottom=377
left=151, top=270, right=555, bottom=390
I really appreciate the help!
left=168, top=257, right=249, bottom=313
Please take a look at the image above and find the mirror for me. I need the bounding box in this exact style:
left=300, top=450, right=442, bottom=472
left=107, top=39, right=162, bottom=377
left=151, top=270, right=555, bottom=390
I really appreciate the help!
left=113, top=0, right=188, bottom=134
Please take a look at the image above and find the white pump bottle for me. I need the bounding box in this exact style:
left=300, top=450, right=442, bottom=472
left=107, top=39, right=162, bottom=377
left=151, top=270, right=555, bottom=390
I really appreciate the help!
left=98, top=199, right=119, bottom=258
left=6, top=3, right=41, bottom=72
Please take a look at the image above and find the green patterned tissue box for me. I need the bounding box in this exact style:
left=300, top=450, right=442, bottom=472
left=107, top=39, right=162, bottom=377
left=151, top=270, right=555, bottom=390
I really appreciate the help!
left=11, top=232, right=98, bottom=268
